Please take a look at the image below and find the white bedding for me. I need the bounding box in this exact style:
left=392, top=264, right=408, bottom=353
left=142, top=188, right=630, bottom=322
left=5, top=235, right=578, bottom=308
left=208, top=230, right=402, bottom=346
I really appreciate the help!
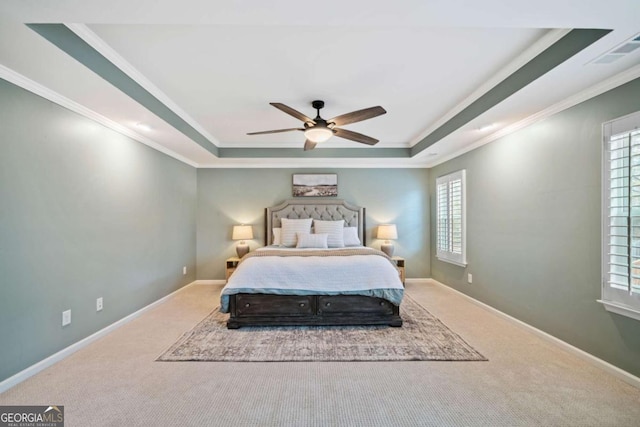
left=220, top=246, right=404, bottom=312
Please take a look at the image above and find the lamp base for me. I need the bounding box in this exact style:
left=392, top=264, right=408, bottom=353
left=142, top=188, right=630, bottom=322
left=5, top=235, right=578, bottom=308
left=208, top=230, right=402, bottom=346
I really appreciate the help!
left=236, top=243, right=250, bottom=258
left=381, top=242, right=394, bottom=257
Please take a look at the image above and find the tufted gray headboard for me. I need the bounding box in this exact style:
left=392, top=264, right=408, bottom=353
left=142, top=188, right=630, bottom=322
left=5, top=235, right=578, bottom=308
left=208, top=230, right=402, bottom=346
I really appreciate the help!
left=265, top=199, right=365, bottom=246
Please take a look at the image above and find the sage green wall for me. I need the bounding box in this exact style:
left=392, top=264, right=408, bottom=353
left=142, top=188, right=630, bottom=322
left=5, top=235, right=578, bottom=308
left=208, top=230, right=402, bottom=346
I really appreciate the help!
left=0, top=79, right=197, bottom=383
left=430, top=77, right=640, bottom=377
left=197, top=168, right=430, bottom=280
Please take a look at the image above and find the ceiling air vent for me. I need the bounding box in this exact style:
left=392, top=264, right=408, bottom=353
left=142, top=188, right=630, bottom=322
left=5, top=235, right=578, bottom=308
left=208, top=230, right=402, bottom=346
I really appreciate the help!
left=591, top=32, right=640, bottom=64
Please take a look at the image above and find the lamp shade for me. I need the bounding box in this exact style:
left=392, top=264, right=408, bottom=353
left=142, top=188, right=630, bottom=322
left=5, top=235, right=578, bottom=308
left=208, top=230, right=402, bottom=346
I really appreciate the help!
left=304, top=126, right=333, bottom=143
left=377, top=224, right=398, bottom=240
left=232, top=225, right=253, bottom=241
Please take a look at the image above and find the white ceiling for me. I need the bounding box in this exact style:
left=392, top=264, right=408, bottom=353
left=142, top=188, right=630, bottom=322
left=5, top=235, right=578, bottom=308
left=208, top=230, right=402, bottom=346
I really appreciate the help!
left=1, top=0, right=639, bottom=168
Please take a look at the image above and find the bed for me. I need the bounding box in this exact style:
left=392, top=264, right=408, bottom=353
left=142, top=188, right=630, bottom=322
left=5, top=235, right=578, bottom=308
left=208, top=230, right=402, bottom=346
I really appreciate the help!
left=220, top=199, right=404, bottom=329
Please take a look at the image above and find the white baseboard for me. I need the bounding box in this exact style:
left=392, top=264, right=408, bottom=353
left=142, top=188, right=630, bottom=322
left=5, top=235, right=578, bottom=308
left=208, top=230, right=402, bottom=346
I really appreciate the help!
left=192, top=279, right=226, bottom=285
left=405, top=278, right=431, bottom=286
left=0, top=281, right=199, bottom=394
left=428, top=279, right=640, bottom=390
left=7, top=277, right=635, bottom=393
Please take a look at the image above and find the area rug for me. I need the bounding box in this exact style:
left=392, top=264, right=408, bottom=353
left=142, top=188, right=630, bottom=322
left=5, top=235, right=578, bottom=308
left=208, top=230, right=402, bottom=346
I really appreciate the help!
left=157, top=295, right=487, bottom=362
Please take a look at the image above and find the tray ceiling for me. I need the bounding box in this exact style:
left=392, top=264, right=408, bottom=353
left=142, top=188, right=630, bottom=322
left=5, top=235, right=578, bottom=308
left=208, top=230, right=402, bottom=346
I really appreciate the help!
left=1, top=1, right=639, bottom=167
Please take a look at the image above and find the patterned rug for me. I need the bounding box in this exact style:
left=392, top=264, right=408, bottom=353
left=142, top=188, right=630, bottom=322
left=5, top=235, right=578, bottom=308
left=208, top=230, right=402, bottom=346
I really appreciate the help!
left=157, top=295, right=487, bottom=362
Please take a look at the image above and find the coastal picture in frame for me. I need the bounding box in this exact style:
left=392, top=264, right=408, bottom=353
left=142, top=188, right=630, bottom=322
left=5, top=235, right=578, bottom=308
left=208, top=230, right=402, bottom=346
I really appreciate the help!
left=292, top=174, right=338, bottom=197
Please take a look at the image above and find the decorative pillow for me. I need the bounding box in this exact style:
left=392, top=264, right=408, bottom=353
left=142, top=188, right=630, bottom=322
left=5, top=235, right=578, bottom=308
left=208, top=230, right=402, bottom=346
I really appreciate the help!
left=313, top=219, right=345, bottom=248
left=296, top=233, right=328, bottom=249
left=280, top=218, right=313, bottom=247
left=343, top=227, right=361, bottom=246
left=272, top=228, right=281, bottom=246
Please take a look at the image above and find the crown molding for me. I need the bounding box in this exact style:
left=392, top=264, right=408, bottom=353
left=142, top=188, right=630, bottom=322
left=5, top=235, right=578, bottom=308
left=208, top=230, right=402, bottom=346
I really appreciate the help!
left=5, top=57, right=636, bottom=170
left=0, top=64, right=428, bottom=169
left=0, top=64, right=198, bottom=167
left=197, top=157, right=430, bottom=168
left=409, top=28, right=571, bottom=147
left=215, top=140, right=411, bottom=149
left=424, top=63, right=640, bottom=168
left=65, top=23, right=221, bottom=148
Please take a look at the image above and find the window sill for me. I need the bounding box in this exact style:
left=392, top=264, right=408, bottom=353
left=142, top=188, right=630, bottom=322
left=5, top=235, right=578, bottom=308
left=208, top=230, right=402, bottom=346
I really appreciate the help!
left=597, top=300, right=640, bottom=322
left=436, top=256, right=467, bottom=268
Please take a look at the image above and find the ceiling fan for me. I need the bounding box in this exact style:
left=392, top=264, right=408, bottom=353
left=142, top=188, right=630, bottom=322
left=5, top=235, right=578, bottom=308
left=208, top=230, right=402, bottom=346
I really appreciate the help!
left=247, top=100, right=386, bottom=151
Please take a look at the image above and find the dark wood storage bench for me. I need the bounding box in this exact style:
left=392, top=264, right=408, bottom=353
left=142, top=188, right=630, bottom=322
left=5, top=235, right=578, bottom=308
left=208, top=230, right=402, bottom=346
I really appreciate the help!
left=227, top=293, right=402, bottom=329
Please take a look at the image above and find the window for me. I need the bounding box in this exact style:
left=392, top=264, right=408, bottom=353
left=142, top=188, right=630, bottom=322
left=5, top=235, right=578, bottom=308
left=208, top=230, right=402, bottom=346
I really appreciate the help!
left=601, top=111, right=640, bottom=321
left=436, top=169, right=466, bottom=266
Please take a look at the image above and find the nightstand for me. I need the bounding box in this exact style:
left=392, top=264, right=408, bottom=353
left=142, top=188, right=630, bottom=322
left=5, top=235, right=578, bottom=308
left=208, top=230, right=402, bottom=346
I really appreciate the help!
left=391, top=256, right=405, bottom=285
left=225, top=257, right=240, bottom=280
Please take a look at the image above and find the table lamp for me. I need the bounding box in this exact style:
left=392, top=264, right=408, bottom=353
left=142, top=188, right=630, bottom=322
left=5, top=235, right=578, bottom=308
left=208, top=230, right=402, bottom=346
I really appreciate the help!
left=377, top=224, right=397, bottom=257
left=232, top=225, right=253, bottom=258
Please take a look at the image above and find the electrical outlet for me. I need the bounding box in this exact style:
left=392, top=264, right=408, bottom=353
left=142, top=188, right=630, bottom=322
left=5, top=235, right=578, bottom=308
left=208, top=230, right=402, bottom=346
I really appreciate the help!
left=96, top=297, right=103, bottom=312
left=62, top=310, right=71, bottom=326
left=468, top=273, right=473, bottom=284
left=183, top=266, right=187, bottom=275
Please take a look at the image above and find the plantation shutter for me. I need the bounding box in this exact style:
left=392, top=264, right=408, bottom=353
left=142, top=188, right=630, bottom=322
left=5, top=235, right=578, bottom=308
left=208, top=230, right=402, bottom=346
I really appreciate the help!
left=436, top=170, right=466, bottom=266
left=601, top=111, right=640, bottom=321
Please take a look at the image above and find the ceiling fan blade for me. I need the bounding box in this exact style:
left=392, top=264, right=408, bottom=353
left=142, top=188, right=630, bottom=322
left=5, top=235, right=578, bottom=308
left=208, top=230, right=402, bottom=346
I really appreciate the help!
left=303, top=139, right=317, bottom=151
left=333, top=128, right=379, bottom=145
left=270, top=103, right=315, bottom=124
left=247, top=128, right=304, bottom=135
left=328, top=106, right=386, bottom=127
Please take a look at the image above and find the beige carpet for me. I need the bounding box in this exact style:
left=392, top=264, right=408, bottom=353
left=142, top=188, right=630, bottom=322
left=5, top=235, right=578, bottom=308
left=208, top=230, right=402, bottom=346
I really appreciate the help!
left=1, top=282, right=640, bottom=427
left=157, top=295, right=486, bottom=362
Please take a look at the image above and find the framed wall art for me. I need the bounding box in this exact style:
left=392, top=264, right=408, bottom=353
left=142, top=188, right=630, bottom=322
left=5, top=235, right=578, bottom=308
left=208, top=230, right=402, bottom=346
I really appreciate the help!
left=292, top=174, right=338, bottom=197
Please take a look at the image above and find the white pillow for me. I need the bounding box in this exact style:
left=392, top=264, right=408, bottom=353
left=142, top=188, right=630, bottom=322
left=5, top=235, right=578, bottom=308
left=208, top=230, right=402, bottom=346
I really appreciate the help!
left=313, top=219, right=345, bottom=248
left=280, top=218, right=313, bottom=247
left=296, top=233, right=328, bottom=249
left=343, top=227, right=361, bottom=246
left=272, top=228, right=281, bottom=246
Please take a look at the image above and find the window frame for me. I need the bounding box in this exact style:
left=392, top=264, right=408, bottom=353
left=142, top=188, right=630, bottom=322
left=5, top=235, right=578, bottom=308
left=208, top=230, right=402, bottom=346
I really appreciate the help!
left=600, top=111, right=640, bottom=322
left=436, top=169, right=467, bottom=267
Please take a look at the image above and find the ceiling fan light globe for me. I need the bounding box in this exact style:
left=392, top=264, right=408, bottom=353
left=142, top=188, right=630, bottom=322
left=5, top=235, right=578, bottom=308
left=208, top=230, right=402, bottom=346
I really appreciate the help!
left=304, top=127, right=333, bottom=143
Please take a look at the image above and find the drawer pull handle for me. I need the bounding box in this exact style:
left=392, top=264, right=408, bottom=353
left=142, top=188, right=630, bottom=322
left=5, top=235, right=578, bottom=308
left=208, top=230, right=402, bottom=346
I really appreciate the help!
left=326, top=302, right=331, bottom=307
left=245, top=303, right=250, bottom=308
left=299, top=303, right=305, bottom=307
